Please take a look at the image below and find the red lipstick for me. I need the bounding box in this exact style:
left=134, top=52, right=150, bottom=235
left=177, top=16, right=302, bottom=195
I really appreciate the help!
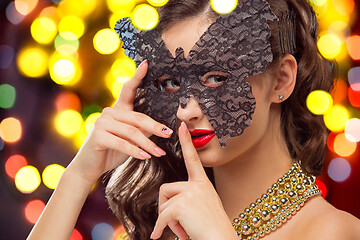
left=189, top=129, right=216, bottom=148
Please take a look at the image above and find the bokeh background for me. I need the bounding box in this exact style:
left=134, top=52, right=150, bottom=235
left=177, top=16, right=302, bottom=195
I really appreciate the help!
left=0, top=0, right=359, bottom=239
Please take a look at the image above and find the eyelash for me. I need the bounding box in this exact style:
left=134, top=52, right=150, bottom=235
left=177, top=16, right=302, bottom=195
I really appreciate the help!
left=157, top=72, right=229, bottom=92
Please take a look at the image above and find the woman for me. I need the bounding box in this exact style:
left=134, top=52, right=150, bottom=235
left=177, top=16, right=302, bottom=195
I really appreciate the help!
left=28, top=0, right=360, bottom=239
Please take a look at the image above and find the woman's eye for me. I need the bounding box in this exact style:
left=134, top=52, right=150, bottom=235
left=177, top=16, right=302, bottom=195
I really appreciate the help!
left=203, top=72, right=229, bottom=87
left=158, top=78, right=180, bottom=93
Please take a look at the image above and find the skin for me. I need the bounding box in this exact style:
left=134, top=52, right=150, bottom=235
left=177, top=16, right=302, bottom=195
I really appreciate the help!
left=28, top=15, right=360, bottom=240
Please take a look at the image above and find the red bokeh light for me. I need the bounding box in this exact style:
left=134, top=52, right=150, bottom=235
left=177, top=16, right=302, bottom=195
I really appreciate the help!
left=24, top=200, right=45, bottom=224
left=315, top=179, right=327, bottom=199
left=348, top=84, right=360, bottom=107
left=70, top=228, right=83, bottom=240
left=5, top=155, right=28, bottom=179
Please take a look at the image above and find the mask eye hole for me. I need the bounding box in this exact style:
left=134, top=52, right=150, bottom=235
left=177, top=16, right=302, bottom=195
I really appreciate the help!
left=202, top=71, right=229, bottom=88
left=154, top=76, right=180, bottom=93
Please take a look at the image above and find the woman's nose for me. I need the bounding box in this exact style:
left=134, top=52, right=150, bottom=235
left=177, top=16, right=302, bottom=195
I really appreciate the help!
left=176, top=96, right=204, bottom=123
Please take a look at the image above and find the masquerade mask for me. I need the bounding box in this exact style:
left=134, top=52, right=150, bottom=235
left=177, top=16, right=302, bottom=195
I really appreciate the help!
left=115, top=0, right=277, bottom=153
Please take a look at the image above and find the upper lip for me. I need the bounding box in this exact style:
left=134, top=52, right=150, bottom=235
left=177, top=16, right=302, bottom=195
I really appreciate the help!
left=189, top=129, right=215, bottom=137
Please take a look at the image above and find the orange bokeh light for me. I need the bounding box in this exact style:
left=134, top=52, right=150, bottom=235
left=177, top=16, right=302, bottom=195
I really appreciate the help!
left=24, top=200, right=45, bottom=224
left=14, top=0, right=39, bottom=15
left=332, top=0, right=355, bottom=16
left=55, top=91, right=82, bottom=112
left=330, top=79, right=348, bottom=104
left=5, top=155, right=28, bottom=179
left=70, top=228, right=83, bottom=240
left=327, top=131, right=338, bottom=152
left=0, top=117, right=22, bottom=143
left=333, top=133, right=357, bottom=157
left=346, top=35, right=360, bottom=60
left=348, top=84, right=360, bottom=107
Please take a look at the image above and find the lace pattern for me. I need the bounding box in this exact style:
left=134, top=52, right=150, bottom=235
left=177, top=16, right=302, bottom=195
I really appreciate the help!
left=115, top=0, right=277, bottom=153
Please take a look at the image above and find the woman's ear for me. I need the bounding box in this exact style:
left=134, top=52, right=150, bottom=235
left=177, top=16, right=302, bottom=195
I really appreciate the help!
left=270, top=54, right=297, bottom=103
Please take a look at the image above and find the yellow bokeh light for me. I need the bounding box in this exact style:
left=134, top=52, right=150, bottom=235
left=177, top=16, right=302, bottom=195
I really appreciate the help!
left=147, top=0, right=169, bottom=7
left=59, top=16, right=85, bottom=40
left=112, top=80, right=124, bottom=98
left=15, top=166, right=41, bottom=194
left=109, top=11, right=131, bottom=29
left=49, top=57, right=81, bottom=86
left=57, top=0, right=97, bottom=18
left=332, top=0, right=355, bottom=16
left=317, top=33, right=342, bottom=59
left=31, top=17, right=57, bottom=44
left=131, top=4, right=159, bottom=30
left=106, top=0, right=135, bottom=13
left=42, top=164, right=65, bottom=189
left=306, top=90, right=333, bottom=115
left=15, top=0, right=39, bottom=15
left=111, top=57, right=137, bottom=79
left=55, top=109, right=83, bottom=137
left=309, top=0, right=327, bottom=7
left=54, top=34, right=79, bottom=55
left=328, top=21, right=350, bottom=41
left=210, top=0, right=238, bottom=14
left=85, top=112, right=101, bottom=133
left=0, top=117, right=22, bottom=143
left=93, top=28, right=120, bottom=55
left=17, top=47, right=48, bottom=78
left=323, top=105, right=349, bottom=132
left=333, top=133, right=357, bottom=157
left=74, top=126, right=89, bottom=149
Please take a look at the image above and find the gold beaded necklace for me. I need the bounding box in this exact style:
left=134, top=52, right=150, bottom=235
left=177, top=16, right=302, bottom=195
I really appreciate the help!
left=175, top=161, right=321, bottom=240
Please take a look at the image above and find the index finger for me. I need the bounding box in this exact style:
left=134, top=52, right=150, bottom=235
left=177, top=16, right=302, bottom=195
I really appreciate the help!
left=178, top=122, right=208, bottom=181
left=114, top=60, right=148, bottom=111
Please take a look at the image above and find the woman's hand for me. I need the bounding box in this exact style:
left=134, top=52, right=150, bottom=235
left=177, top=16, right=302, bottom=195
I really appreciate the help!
left=68, top=60, right=173, bottom=184
left=150, top=122, right=238, bottom=240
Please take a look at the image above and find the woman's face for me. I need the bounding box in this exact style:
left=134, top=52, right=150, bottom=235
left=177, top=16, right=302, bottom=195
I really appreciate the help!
left=161, top=16, right=277, bottom=167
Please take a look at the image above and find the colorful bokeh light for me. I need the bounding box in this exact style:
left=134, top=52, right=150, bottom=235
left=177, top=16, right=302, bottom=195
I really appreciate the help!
left=317, top=33, right=342, bottom=59
left=93, top=29, right=120, bottom=55
left=59, top=16, right=85, bottom=40
left=210, top=0, right=238, bottom=14
left=24, top=200, right=45, bottom=224
left=55, top=91, right=82, bottom=112
left=5, top=155, right=28, bottom=179
left=42, top=164, right=65, bottom=190
left=323, top=105, right=349, bottom=132
left=0, top=84, right=16, bottom=109
left=15, top=166, right=41, bottom=194
left=55, top=109, right=83, bottom=137
left=0, top=117, right=22, bottom=143
left=91, top=223, right=114, bottom=240
left=85, top=112, right=101, bottom=134
left=131, top=4, right=159, bottom=30
left=111, top=57, right=137, bottom=79
left=14, top=0, right=39, bottom=16
left=328, top=158, right=351, bottom=182
left=70, top=229, right=83, bottom=240
left=345, top=118, right=360, bottom=142
left=147, top=0, right=169, bottom=7
left=106, top=0, right=135, bottom=13
left=17, top=47, right=48, bottom=78
left=306, top=90, right=333, bottom=115
left=31, top=17, right=57, bottom=44
left=333, top=133, right=357, bottom=157
left=346, top=35, right=360, bottom=60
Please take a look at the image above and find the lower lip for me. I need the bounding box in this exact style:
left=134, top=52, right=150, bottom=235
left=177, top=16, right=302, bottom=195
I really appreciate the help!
left=191, top=133, right=216, bottom=148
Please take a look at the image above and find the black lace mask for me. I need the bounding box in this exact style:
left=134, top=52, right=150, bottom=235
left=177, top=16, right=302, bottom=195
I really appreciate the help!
left=115, top=0, right=277, bottom=153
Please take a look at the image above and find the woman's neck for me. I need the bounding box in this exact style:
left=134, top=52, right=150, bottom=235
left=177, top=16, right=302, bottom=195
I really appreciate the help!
left=213, top=114, right=293, bottom=221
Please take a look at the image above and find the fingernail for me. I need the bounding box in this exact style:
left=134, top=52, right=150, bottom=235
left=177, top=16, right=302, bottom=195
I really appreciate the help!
left=150, top=230, right=155, bottom=239
left=140, top=151, right=151, bottom=159
left=181, top=122, right=188, bottom=134
left=161, top=127, right=173, bottom=135
left=155, top=147, right=166, bottom=156
left=138, top=59, right=147, bottom=68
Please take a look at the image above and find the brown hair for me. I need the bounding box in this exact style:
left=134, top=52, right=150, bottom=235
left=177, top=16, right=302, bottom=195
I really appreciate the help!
left=105, top=0, right=334, bottom=239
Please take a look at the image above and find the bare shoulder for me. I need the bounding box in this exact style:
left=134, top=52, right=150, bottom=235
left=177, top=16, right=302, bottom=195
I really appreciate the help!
left=293, top=195, right=360, bottom=240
